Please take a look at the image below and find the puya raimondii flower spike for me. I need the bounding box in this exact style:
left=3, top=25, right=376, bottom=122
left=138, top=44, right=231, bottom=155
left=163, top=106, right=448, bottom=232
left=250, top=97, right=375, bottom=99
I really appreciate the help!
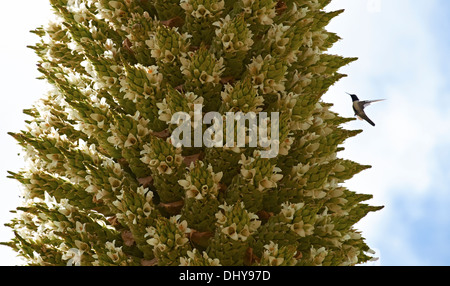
left=3, top=0, right=383, bottom=266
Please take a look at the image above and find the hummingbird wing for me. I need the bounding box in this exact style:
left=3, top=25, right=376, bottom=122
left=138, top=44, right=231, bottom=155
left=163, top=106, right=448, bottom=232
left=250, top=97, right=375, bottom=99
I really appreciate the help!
left=360, top=99, right=386, bottom=108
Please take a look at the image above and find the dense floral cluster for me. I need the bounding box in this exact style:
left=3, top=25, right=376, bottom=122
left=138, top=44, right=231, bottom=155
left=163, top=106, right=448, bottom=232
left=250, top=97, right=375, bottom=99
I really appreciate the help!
left=3, top=0, right=382, bottom=266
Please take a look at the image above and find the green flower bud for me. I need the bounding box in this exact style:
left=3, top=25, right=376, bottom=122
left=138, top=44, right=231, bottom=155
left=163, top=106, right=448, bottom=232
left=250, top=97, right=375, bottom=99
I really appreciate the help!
left=141, top=137, right=186, bottom=203
left=220, top=77, right=263, bottom=113
left=212, top=14, right=254, bottom=76
left=146, top=25, right=190, bottom=86
left=181, top=0, right=225, bottom=46
left=145, top=216, right=191, bottom=266
left=180, top=46, right=224, bottom=111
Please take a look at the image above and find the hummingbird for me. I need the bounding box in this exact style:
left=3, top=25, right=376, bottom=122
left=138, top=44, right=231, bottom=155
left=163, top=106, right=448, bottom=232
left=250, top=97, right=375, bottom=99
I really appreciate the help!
left=347, top=93, right=385, bottom=127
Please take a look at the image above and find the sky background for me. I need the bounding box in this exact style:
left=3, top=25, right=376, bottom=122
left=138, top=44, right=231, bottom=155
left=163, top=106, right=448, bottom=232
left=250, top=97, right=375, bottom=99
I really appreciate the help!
left=1, top=0, right=450, bottom=266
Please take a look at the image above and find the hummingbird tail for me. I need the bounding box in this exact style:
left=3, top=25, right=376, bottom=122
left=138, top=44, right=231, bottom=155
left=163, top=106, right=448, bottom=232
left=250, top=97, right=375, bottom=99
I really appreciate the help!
left=359, top=114, right=376, bottom=126
left=366, top=118, right=376, bottom=127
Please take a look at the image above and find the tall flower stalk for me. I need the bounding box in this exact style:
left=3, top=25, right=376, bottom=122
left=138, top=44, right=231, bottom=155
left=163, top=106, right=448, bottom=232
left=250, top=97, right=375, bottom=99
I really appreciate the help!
left=3, top=0, right=382, bottom=266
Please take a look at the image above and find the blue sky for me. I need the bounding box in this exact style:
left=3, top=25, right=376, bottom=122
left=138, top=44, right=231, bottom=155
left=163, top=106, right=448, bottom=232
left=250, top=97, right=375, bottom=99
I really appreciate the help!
left=324, top=0, right=450, bottom=265
left=1, top=0, right=450, bottom=266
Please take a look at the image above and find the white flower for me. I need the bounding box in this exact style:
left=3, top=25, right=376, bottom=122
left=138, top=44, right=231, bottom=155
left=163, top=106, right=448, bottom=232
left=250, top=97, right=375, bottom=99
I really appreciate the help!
left=58, top=204, right=73, bottom=217
left=192, top=5, right=211, bottom=18
left=85, top=185, right=99, bottom=194
left=175, top=234, right=189, bottom=248
left=258, top=178, right=276, bottom=191
left=94, top=189, right=109, bottom=202
left=238, top=225, right=250, bottom=241
left=241, top=168, right=256, bottom=181
left=32, top=251, right=45, bottom=266
left=74, top=240, right=89, bottom=252
left=178, top=179, right=191, bottom=189
left=112, top=199, right=123, bottom=210
left=175, top=218, right=190, bottom=234
left=108, top=177, right=122, bottom=190
left=43, top=192, right=57, bottom=210
left=75, top=221, right=86, bottom=233
left=146, top=237, right=159, bottom=246
left=249, top=219, right=261, bottom=232
left=124, top=133, right=138, bottom=148
left=142, top=202, right=153, bottom=217
left=221, top=223, right=239, bottom=241
left=107, top=135, right=122, bottom=148
left=215, top=211, right=227, bottom=225
left=281, top=206, right=295, bottom=221
left=291, top=221, right=314, bottom=237
left=62, top=248, right=84, bottom=266
left=107, top=251, right=121, bottom=263
left=268, top=256, right=284, bottom=266
left=187, top=187, right=202, bottom=200
left=157, top=161, right=173, bottom=175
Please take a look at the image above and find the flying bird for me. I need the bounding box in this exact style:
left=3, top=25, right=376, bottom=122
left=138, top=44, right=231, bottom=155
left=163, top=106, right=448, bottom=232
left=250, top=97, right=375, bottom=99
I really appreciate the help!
left=347, top=93, right=385, bottom=127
